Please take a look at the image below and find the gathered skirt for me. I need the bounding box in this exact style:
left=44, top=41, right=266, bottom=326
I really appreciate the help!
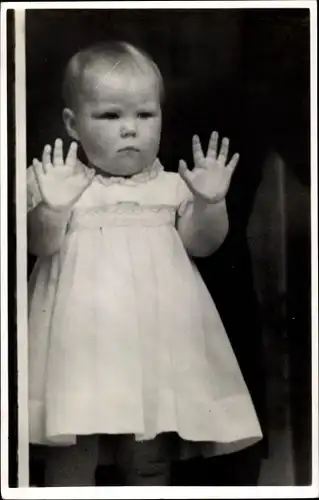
left=28, top=211, right=262, bottom=458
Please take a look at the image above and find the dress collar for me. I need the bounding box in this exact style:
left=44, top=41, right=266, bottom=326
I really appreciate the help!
left=86, top=158, right=164, bottom=187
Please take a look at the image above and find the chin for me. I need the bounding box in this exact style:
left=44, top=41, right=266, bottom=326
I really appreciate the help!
left=90, top=152, right=156, bottom=177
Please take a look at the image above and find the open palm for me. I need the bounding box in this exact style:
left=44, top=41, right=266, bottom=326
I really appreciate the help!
left=32, top=139, right=94, bottom=211
left=178, top=131, right=239, bottom=204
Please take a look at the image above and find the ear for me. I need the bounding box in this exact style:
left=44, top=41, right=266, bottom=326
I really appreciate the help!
left=63, top=108, right=80, bottom=141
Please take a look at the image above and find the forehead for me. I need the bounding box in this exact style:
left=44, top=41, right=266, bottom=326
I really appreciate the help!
left=79, top=59, right=160, bottom=105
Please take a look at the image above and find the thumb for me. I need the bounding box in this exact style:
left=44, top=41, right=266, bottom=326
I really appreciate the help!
left=73, top=169, right=94, bottom=192
left=178, top=159, right=193, bottom=187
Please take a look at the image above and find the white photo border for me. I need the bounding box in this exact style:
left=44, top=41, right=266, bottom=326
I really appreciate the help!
left=1, top=1, right=318, bottom=498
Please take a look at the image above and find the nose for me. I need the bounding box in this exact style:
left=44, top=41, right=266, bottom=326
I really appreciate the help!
left=120, top=118, right=137, bottom=138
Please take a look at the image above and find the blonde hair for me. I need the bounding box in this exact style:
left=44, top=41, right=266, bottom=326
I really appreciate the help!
left=62, top=41, right=164, bottom=109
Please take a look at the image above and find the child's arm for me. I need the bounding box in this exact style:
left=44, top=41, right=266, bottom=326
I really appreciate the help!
left=28, top=203, right=71, bottom=257
left=177, top=196, right=229, bottom=257
left=177, top=131, right=239, bottom=258
left=27, top=139, right=94, bottom=257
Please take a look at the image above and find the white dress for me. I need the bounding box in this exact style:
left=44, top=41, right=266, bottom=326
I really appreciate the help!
left=27, top=159, right=262, bottom=457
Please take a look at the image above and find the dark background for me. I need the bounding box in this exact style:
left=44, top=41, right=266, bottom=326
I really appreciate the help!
left=10, top=7, right=311, bottom=487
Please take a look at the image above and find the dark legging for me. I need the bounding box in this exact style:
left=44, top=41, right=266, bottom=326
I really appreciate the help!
left=44, top=434, right=170, bottom=486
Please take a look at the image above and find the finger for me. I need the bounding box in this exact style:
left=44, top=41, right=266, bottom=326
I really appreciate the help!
left=27, top=162, right=43, bottom=204
left=42, top=144, right=52, bottom=173
left=53, top=138, right=64, bottom=166
left=32, top=158, right=44, bottom=191
left=192, top=135, right=204, bottom=166
left=178, top=159, right=194, bottom=189
left=218, top=137, right=229, bottom=163
left=227, top=152, right=240, bottom=173
left=206, top=131, right=219, bottom=158
left=65, top=141, right=78, bottom=167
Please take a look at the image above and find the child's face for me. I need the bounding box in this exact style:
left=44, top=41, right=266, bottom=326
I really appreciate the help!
left=65, top=62, right=162, bottom=176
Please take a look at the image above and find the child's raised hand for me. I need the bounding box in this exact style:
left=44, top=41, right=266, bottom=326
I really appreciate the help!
left=32, top=139, right=94, bottom=211
left=178, top=131, right=240, bottom=204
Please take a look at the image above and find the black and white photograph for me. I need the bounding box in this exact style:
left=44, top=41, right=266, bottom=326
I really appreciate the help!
left=0, top=1, right=318, bottom=497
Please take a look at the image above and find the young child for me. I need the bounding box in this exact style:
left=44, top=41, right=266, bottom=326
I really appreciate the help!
left=27, top=41, right=262, bottom=486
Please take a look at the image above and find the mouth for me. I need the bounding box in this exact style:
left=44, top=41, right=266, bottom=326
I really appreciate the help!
left=117, top=146, right=140, bottom=153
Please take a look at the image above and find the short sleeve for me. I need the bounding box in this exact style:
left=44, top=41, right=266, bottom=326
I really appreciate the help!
left=175, top=174, right=194, bottom=217
left=27, top=165, right=42, bottom=212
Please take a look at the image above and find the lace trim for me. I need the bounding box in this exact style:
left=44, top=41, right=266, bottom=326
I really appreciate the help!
left=87, top=158, right=164, bottom=187
left=70, top=204, right=176, bottom=229
left=73, top=203, right=176, bottom=216
left=69, top=218, right=175, bottom=229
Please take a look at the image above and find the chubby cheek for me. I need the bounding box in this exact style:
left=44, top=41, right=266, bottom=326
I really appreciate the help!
left=143, top=119, right=162, bottom=155
left=79, top=122, right=118, bottom=156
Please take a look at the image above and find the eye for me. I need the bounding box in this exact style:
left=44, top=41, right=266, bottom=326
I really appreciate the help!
left=95, top=112, right=120, bottom=120
left=137, top=111, right=155, bottom=119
